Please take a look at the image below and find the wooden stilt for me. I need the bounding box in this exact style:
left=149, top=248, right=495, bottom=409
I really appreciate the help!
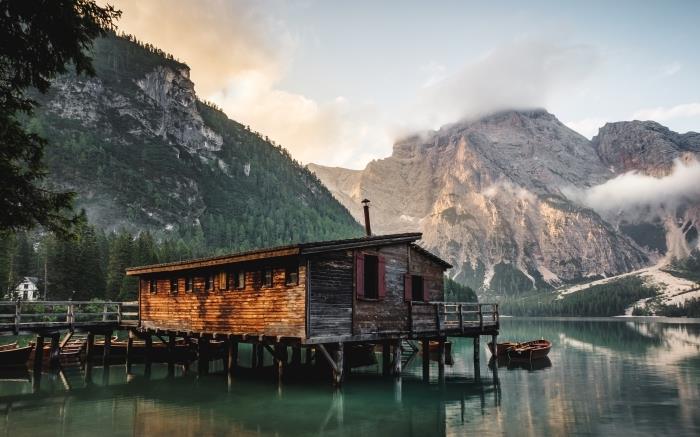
left=305, top=346, right=312, bottom=365
left=49, top=333, right=60, bottom=369
left=126, top=331, right=134, bottom=372
left=221, top=340, right=230, bottom=375
left=144, top=334, right=152, bottom=367
left=103, top=331, right=112, bottom=367
left=168, top=334, right=176, bottom=376
left=198, top=337, right=209, bottom=375
left=392, top=340, right=402, bottom=376
left=275, top=343, right=287, bottom=380
left=33, top=335, right=44, bottom=378
left=437, top=338, right=445, bottom=382
left=251, top=344, right=258, bottom=368
left=333, top=343, right=344, bottom=386
left=85, top=332, right=95, bottom=362
left=256, top=342, right=264, bottom=368
left=291, top=346, right=301, bottom=367
left=491, top=334, right=498, bottom=360
left=228, top=341, right=238, bottom=375
left=473, top=336, right=480, bottom=367
left=422, top=338, right=430, bottom=381
left=382, top=341, right=391, bottom=376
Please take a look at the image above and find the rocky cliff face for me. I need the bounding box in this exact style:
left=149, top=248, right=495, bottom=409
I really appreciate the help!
left=32, top=34, right=361, bottom=246
left=310, top=110, right=651, bottom=294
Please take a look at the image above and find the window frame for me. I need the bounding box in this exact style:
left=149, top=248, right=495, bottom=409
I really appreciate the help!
left=262, top=267, right=273, bottom=288
left=205, top=274, right=213, bottom=292
left=218, top=271, right=229, bottom=291
left=363, top=254, right=380, bottom=299
left=149, top=278, right=157, bottom=294
left=233, top=270, right=245, bottom=290
left=185, top=276, right=193, bottom=293
left=285, top=265, right=299, bottom=286
left=170, top=277, right=179, bottom=294
left=411, top=274, right=425, bottom=302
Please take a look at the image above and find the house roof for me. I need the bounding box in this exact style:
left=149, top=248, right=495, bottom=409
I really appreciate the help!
left=125, top=232, right=451, bottom=275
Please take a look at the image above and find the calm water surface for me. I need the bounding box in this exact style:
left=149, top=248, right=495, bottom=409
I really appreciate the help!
left=1, top=318, right=699, bottom=436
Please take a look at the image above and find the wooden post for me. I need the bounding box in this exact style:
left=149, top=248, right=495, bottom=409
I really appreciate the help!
left=291, top=346, right=301, bottom=367
left=86, top=332, right=95, bottom=362
left=168, top=333, right=176, bottom=376
left=103, top=331, right=112, bottom=367
left=49, top=333, right=60, bottom=369
left=126, top=330, right=134, bottom=372
left=257, top=342, right=264, bottom=369
left=422, top=338, right=430, bottom=381
left=144, top=334, right=152, bottom=368
left=221, top=340, right=230, bottom=375
left=14, top=300, right=21, bottom=335
left=459, top=304, right=464, bottom=334
left=305, top=346, right=312, bottom=365
left=33, top=335, right=44, bottom=377
left=474, top=336, right=481, bottom=380
left=491, top=334, right=498, bottom=358
left=275, top=343, right=287, bottom=380
left=392, top=340, right=402, bottom=376
left=437, top=338, right=445, bottom=382
left=333, top=343, right=344, bottom=386
left=198, top=337, right=209, bottom=375
left=228, top=341, right=238, bottom=375
left=382, top=342, right=391, bottom=376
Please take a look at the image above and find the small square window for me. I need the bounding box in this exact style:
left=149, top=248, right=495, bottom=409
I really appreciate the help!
left=285, top=266, right=298, bottom=286
left=234, top=271, right=245, bottom=289
left=185, top=276, right=193, bottom=293
left=218, top=271, right=229, bottom=291
left=262, top=268, right=273, bottom=287
left=170, top=278, right=178, bottom=294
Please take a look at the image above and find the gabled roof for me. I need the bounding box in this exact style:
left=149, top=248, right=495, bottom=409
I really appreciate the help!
left=126, top=232, right=450, bottom=276
left=410, top=244, right=453, bottom=269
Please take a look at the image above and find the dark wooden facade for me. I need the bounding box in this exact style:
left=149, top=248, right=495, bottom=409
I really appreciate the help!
left=126, top=233, right=469, bottom=343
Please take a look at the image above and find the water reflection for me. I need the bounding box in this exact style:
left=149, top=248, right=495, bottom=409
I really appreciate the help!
left=0, top=318, right=698, bottom=436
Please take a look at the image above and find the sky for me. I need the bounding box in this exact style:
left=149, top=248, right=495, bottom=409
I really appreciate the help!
left=110, top=0, right=700, bottom=169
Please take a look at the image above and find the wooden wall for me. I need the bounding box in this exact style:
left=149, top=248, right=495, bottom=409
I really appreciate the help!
left=307, top=251, right=354, bottom=338
left=409, top=247, right=445, bottom=302
left=138, top=257, right=306, bottom=337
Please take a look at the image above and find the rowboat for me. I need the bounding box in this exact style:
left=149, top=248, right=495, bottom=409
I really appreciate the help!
left=488, top=340, right=552, bottom=361
left=0, top=343, right=35, bottom=368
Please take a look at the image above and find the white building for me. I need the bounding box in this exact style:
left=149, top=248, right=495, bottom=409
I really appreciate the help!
left=6, top=277, right=41, bottom=301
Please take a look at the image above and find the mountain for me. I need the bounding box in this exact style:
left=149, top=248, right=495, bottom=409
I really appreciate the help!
left=28, top=33, right=362, bottom=252
left=309, top=110, right=699, bottom=295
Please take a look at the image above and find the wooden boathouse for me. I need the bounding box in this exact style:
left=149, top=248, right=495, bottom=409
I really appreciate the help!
left=125, top=204, right=500, bottom=384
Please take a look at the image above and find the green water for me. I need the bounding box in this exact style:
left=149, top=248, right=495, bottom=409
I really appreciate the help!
left=1, top=317, right=699, bottom=436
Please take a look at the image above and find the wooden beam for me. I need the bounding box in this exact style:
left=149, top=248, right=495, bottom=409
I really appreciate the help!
left=316, top=344, right=338, bottom=374
left=33, top=335, right=44, bottom=377
left=85, top=332, right=95, bottom=362
left=49, top=333, right=60, bottom=370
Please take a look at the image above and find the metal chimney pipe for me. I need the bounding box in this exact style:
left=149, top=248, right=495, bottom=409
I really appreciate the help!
left=362, top=199, right=372, bottom=236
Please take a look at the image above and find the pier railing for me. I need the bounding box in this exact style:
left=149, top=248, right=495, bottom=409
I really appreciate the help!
left=409, top=302, right=498, bottom=335
left=0, top=300, right=139, bottom=333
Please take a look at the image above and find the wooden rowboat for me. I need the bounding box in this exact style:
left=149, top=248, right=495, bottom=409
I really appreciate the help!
left=506, top=340, right=551, bottom=361
left=488, top=340, right=552, bottom=361
left=0, top=343, right=34, bottom=368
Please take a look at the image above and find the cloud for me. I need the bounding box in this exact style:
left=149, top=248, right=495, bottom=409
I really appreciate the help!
left=401, top=38, right=601, bottom=131
left=632, top=102, right=700, bottom=123
left=563, top=158, right=700, bottom=214
left=564, top=117, right=608, bottom=139
left=111, top=0, right=390, bottom=168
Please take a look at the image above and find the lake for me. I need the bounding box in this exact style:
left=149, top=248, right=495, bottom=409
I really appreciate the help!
left=1, top=317, right=699, bottom=436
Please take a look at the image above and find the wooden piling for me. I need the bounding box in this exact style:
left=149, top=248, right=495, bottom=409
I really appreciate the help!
left=256, top=342, right=264, bottom=369
left=422, top=338, right=430, bottom=381
left=33, top=335, right=44, bottom=376
left=437, top=338, right=445, bottom=381
left=103, top=331, right=112, bottom=367
left=168, top=333, right=176, bottom=376
left=49, top=333, right=60, bottom=369
left=382, top=341, right=391, bottom=376
left=198, top=337, right=209, bottom=375
left=144, top=334, right=152, bottom=367
left=473, top=336, right=480, bottom=368
left=333, top=343, right=344, bottom=386
left=228, top=341, right=238, bottom=375
left=392, top=340, right=402, bottom=376
left=126, top=330, right=134, bottom=371
left=86, top=332, right=95, bottom=362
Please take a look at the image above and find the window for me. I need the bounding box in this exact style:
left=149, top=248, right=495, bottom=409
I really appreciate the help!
left=262, top=268, right=273, bottom=287
left=218, top=271, right=229, bottom=291
left=411, top=275, right=425, bottom=301
left=170, top=278, right=179, bottom=294
left=205, top=275, right=213, bottom=292
left=185, top=276, right=193, bottom=293
left=233, top=270, right=245, bottom=289
left=24, top=283, right=28, bottom=289
left=149, top=278, right=157, bottom=294
left=285, top=265, right=299, bottom=286
left=364, top=255, right=379, bottom=299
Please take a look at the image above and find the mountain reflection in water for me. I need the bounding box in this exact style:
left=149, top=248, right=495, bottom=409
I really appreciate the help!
left=0, top=318, right=698, bottom=436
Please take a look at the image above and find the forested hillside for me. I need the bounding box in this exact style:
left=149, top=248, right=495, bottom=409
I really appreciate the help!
left=1, top=33, right=362, bottom=301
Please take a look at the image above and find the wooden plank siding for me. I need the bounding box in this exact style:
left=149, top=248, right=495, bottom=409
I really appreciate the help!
left=307, top=251, right=354, bottom=338
left=138, top=258, right=306, bottom=337
left=408, top=246, right=445, bottom=302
